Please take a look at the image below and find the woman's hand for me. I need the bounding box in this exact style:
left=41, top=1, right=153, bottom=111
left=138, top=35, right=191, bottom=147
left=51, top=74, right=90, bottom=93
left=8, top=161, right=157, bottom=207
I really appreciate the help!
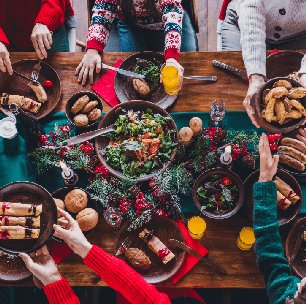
left=19, top=246, right=61, bottom=286
left=53, top=208, right=92, bottom=259
left=31, top=23, right=52, bottom=59
left=243, top=74, right=265, bottom=128
left=0, top=42, right=12, bottom=75
left=164, top=58, right=184, bottom=90
left=258, top=133, right=279, bottom=182
left=76, top=49, right=102, bottom=86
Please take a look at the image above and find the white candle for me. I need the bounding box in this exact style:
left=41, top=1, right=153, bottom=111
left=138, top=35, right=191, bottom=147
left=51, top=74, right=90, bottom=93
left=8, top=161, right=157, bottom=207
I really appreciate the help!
left=224, top=145, right=232, bottom=162
left=59, top=161, right=70, bottom=177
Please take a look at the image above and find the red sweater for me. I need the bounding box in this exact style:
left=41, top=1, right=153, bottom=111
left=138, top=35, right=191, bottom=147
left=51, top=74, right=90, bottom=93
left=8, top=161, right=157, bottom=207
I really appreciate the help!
left=43, top=245, right=171, bottom=304
left=0, top=0, right=74, bottom=51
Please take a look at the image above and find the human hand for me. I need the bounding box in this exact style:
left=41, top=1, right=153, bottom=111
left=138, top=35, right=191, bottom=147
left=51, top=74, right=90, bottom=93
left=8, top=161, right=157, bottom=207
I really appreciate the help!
left=0, top=42, right=12, bottom=75
left=258, top=133, right=279, bottom=182
left=76, top=49, right=101, bottom=86
left=163, top=58, right=184, bottom=90
left=243, top=74, right=265, bottom=128
left=19, top=246, right=61, bottom=286
left=31, top=23, right=52, bottom=59
left=53, top=208, right=92, bottom=259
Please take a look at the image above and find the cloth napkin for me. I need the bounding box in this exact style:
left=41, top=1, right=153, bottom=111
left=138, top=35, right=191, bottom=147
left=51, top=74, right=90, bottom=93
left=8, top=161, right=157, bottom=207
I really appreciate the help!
left=49, top=239, right=73, bottom=264
left=170, top=219, right=209, bottom=284
left=91, top=59, right=123, bottom=107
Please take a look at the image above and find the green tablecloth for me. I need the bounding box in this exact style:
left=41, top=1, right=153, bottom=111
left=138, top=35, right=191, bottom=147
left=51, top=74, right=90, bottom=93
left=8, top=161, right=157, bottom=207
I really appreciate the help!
left=1, top=111, right=306, bottom=214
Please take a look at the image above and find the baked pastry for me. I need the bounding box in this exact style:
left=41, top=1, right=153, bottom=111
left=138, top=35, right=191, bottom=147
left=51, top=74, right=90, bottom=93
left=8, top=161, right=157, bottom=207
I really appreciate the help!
left=88, top=108, right=102, bottom=122
left=133, top=79, right=150, bottom=98
left=277, top=146, right=306, bottom=163
left=81, top=100, right=98, bottom=113
left=0, top=227, right=40, bottom=239
left=125, top=248, right=151, bottom=269
left=76, top=208, right=98, bottom=231
left=139, top=228, right=175, bottom=264
left=272, top=87, right=288, bottom=99
left=286, top=110, right=303, bottom=119
left=73, top=114, right=88, bottom=127
left=0, top=93, right=41, bottom=113
left=65, top=189, right=87, bottom=213
left=274, top=100, right=286, bottom=124
left=281, top=138, right=306, bottom=154
left=289, top=99, right=306, bottom=116
left=0, top=215, right=40, bottom=228
left=0, top=203, right=42, bottom=216
left=279, top=154, right=305, bottom=171
left=53, top=198, right=65, bottom=217
left=288, top=87, right=306, bottom=99
left=28, top=82, right=47, bottom=103
left=282, top=97, right=293, bottom=112
left=265, top=98, right=276, bottom=122
left=273, top=80, right=292, bottom=90
left=274, top=176, right=300, bottom=204
left=264, top=89, right=273, bottom=105
left=277, top=191, right=291, bottom=211
left=71, top=95, right=89, bottom=114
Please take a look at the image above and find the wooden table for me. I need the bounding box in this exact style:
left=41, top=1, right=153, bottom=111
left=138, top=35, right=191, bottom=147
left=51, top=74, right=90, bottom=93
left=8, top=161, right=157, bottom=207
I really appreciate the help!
left=0, top=52, right=281, bottom=288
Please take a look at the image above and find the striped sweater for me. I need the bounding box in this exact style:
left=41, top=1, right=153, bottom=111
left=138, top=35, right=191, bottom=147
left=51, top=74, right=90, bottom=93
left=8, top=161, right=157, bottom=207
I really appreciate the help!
left=87, top=0, right=184, bottom=61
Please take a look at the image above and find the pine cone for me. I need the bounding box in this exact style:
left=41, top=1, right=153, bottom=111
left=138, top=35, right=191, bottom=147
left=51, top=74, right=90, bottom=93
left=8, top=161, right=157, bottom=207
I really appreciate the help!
left=107, top=193, right=121, bottom=208
left=244, top=153, right=255, bottom=169
left=214, top=130, right=228, bottom=145
left=129, top=185, right=141, bottom=198
left=109, top=178, right=122, bottom=189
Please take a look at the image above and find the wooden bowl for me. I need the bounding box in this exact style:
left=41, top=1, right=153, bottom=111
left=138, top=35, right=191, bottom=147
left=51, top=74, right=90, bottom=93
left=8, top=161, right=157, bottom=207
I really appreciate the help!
left=192, top=168, right=244, bottom=219
left=250, top=77, right=306, bottom=133
left=266, top=51, right=304, bottom=79
left=114, top=51, right=178, bottom=109
left=0, top=182, right=57, bottom=254
left=114, top=213, right=185, bottom=284
left=243, top=169, right=302, bottom=226
left=0, top=59, right=61, bottom=120
left=285, top=216, right=306, bottom=278
left=65, top=91, right=103, bottom=129
left=51, top=187, right=99, bottom=243
left=95, top=100, right=178, bottom=182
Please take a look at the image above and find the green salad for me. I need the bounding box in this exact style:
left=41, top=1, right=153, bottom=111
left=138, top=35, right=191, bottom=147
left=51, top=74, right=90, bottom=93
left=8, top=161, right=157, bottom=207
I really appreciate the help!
left=104, top=108, right=176, bottom=178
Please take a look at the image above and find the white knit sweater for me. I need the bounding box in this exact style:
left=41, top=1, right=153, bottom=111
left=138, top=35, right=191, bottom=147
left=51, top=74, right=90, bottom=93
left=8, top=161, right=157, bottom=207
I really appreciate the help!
left=235, top=0, right=306, bottom=77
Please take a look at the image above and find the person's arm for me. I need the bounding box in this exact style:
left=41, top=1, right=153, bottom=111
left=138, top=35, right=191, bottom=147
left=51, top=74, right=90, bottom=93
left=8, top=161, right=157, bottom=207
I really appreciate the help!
left=0, top=28, right=9, bottom=47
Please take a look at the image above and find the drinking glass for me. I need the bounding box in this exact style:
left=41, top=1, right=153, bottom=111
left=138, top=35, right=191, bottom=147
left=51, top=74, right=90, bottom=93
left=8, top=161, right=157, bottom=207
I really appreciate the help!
left=103, top=206, right=122, bottom=230
left=208, top=99, right=226, bottom=129
left=237, top=227, right=255, bottom=250
left=188, top=216, right=206, bottom=239
left=161, top=64, right=179, bottom=95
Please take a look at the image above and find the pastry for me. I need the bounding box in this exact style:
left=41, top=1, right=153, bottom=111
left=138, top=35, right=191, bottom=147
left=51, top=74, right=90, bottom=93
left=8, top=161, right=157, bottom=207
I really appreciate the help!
left=277, top=191, right=291, bottom=211
left=88, top=108, right=102, bottom=122
left=133, top=79, right=150, bottom=98
left=73, top=114, right=88, bottom=127
left=277, top=146, right=306, bottom=163
left=28, top=82, right=47, bottom=103
left=53, top=198, right=65, bottom=217
left=274, top=100, right=286, bottom=124
left=273, top=80, right=292, bottom=90
left=76, top=208, right=98, bottom=231
left=0, top=93, right=41, bottom=113
left=289, top=99, right=306, bottom=116
left=0, top=203, right=42, bottom=216
left=281, top=138, right=306, bottom=154
left=265, top=98, right=276, bottom=122
left=272, top=87, right=288, bottom=99
left=139, top=228, right=175, bottom=264
left=0, top=227, right=40, bottom=239
left=125, top=248, right=151, bottom=269
left=65, top=189, right=87, bottom=213
left=274, top=176, right=300, bottom=204
left=0, top=215, right=40, bottom=228
left=288, top=87, right=306, bottom=99
left=282, top=97, right=293, bottom=112
left=279, top=154, right=305, bottom=171
left=81, top=100, right=98, bottom=113
left=264, top=89, right=273, bottom=105
left=286, top=110, right=303, bottom=119
left=71, top=95, right=89, bottom=114
left=279, top=118, right=294, bottom=125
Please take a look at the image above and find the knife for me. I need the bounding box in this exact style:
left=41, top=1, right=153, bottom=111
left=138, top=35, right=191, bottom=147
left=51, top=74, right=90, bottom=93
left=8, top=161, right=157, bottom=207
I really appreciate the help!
left=60, top=124, right=116, bottom=147
left=102, top=63, right=145, bottom=79
left=212, top=60, right=248, bottom=78
left=289, top=225, right=305, bottom=268
left=169, top=239, right=227, bottom=275
left=13, top=70, right=39, bottom=84
left=183, top=76, right=218, bottom=81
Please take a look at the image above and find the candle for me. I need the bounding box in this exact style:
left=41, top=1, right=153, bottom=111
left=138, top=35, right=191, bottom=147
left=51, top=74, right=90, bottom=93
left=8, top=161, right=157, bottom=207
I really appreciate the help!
left=224, top=145, right=232, bottom=162
left=189, top=117, right=202, bottom=136
left=59, top=161, right=70, bottom=177
left=179, top=127, right=193, bottom=146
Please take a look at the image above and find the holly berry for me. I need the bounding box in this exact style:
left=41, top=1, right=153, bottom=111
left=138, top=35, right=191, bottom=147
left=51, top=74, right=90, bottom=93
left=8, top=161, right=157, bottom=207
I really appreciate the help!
left=274, top=133, right=282, bottom=141
left=44, top=80, right=53, bottom=87
left=222, top=176, right=232, bottom=185
left=269, top=143, right=277, bottom=151
left=268, top=134, right=276, bottom=143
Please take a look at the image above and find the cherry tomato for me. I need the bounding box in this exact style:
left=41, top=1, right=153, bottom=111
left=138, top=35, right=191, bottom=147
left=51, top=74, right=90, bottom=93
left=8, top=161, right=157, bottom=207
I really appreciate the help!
left=44, top=80, right=52, bottom=87
left=274, top=133, right=282, bottom=141
left=269, top=143, right=277, bottom=151
left=268, top=134, right=276, bottom=143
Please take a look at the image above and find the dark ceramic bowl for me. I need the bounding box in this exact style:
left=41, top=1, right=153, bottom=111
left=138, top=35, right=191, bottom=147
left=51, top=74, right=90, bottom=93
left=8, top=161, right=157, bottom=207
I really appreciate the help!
left=192, top=168, right=244, bottom=219
left=65, top=91, right=103, bottom=129
left=94, top=100, right=178, bottom=182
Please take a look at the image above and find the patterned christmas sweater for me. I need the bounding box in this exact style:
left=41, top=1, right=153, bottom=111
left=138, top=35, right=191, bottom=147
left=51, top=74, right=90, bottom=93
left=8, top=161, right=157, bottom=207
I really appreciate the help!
left=87, top=0, right=184, bottom=61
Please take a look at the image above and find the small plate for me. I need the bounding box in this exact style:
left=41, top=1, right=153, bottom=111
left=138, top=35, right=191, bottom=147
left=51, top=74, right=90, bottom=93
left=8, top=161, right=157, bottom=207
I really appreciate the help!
left=114, top=213, right=185, bottom=284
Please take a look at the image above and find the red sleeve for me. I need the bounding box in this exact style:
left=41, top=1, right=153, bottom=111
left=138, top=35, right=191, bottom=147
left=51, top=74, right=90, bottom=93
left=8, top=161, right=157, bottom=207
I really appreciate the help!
left=0, top=28, right=9, bottom=46
left=219, top=0, right=232, bottom=20
left=35, top=0, right=66, bottom=32
left=83, top=245, right=171, bottom=304
left=43, top=277, right=80, bottom=304
left=65, top=0, right=75, bottom=17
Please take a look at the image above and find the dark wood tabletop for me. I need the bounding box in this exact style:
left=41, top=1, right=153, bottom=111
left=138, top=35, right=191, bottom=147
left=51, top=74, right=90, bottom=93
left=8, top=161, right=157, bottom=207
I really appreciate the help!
left=0, top=52, right=292, bottom=288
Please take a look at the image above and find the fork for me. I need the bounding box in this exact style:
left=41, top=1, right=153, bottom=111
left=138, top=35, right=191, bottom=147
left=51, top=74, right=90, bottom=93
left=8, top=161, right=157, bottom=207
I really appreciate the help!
left=31, top=60, right=41, bottom=82
left=116, top=237, right=132, bottom=256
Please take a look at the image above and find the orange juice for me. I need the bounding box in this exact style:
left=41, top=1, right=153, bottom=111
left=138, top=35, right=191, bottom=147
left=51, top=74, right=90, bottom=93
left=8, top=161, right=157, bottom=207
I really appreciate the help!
left=161, top=65, right=179, bottom=95
left=188, top=216, right=206, bottom=239
left=237, top=227, right=255, bottom=250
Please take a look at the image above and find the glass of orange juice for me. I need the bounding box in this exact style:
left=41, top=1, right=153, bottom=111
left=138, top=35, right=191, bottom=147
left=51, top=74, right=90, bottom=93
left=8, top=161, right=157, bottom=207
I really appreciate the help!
left=161, top=64, right=180, bottom=95
left=188, top=216, right=206, bottom=239
left=237, top=227, right=255, bottom=250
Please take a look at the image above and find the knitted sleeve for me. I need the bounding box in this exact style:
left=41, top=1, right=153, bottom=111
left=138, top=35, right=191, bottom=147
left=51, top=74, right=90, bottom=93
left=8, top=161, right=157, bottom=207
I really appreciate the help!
left=83, top=245, right=171, bottom=304
left=253, top=182, right=300, bottom=304
left=0, top=28, right=9, bottom=46
left=35, top=0, right=66, bottom=32
left=237, top=0, right=266, bottom=77
left=43, top=277, right=80, bottom=304
left=86, top=0, right=118, bottom=53
left=161, top=0, right=184, bottom=61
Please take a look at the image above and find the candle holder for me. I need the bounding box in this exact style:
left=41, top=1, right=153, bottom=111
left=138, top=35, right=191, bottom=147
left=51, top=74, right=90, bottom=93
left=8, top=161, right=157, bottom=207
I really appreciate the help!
left=61, top=168, right=79, bottom=186
left=220, top=145, right=232, bottom=169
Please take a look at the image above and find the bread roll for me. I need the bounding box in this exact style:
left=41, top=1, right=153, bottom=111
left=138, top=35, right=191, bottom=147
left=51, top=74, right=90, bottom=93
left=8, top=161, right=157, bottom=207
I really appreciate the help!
left=76, top=208, right=98, bottom=231
left=53, top=198, right=65, bottom=217
left=81, top=100, right=98, bottom=113
left=73, top=114, right=88, bottom=127
left=277, top=146, right=306, bottom=163
left=65, top=189, right=87, bottom=213
left=279, top=154, right=305, bottom=171
left=71, top=95, right=89, bottom=114
left=274, top=176, right=300, bottom=204
left=277, top=191, right=291, bottom=211
left=281, top=138, right=306, bottom=154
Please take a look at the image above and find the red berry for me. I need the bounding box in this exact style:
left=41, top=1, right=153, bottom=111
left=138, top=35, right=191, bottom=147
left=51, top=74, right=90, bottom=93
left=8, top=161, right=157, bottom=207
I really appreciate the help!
left=268, top=134, right=276, bottom=143
left=269, top=143, right=277, bottom=151
left=274, top=133, right=282, bottom=141
left=44, top=80, right=53, bottom=87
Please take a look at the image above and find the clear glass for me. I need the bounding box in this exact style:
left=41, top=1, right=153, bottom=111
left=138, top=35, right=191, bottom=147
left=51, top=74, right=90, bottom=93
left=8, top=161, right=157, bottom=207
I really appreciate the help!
left=161, top=64, right=179, bottom=95
left=188, top=216, right=206, bottom=239
left=237, top=227, right=256, bottom=250
left=209, top=99, right=226, bottom=129
left=103, top=206, right=122, bottom=230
